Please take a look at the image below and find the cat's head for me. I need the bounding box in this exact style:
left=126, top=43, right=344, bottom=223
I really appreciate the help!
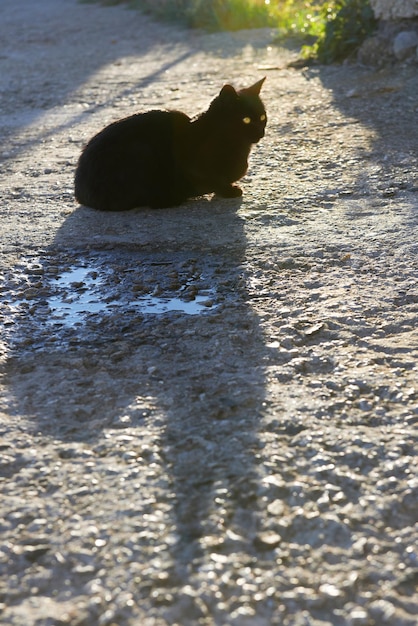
left=209, top=77, right=267, bottom=143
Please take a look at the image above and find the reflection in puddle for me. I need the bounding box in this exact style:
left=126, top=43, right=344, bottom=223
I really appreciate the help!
left=48, top=266, right=216, bottom=327
left=132, top=294, right=214, bottom=316
left=48, top=296, right=104, bottom=326
left=48, top=267, right=103, bottom=326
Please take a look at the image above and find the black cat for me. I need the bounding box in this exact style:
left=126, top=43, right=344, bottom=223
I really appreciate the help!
left=74, top=78, right=266, bottom=211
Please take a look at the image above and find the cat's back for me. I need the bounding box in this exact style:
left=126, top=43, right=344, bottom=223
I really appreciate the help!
left=83, top=109, right=190, bottom=153
left=75, top=109, right=191, bottom=211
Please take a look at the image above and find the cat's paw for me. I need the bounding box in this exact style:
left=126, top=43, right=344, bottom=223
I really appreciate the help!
left=216, top=184, right=243, bottom=198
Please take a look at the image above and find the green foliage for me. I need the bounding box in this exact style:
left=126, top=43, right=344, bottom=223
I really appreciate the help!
left=83, top=1, right=378, bottom=63
left=132, top=1, right=334, bottom=38
left=305, top=0, right=377, bottom=63
left=136, top=0, right=277, bottom=31
left=274, top=1, right=325, bottom=41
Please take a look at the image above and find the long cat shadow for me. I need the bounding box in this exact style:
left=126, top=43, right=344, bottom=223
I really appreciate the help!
left=2, top=197, right=268, bottom=565
left=1, top=0, right=277, bottom=601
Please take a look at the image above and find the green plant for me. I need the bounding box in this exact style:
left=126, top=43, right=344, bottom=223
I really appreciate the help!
left=137, top=0, right=277, bottom=31
left=82, top=1, right=378, bottom=63
left=274, top=1, right=325, bottom=41
left=81, top=1, right=327, bottom=37
left=305, top=0, right=377, bottom=63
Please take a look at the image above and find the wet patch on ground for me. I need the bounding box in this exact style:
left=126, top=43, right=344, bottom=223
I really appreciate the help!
left=0, top=251, right=225, bottom=354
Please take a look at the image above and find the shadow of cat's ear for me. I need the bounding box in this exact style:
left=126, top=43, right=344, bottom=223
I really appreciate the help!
left=220, top=84, right=238, bottom=99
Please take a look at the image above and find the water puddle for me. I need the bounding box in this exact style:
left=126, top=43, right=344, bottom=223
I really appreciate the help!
left=47, top=265, right=216, bottom=327
left=132, top=294, right=215, bottom=317
left=0, top=255, right=220, bottom=352
left=47, top=266, right=106, bottom=326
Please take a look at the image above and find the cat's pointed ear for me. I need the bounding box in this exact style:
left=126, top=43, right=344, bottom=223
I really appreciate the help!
left=244, top=77, right=266, bottom=96
left=220, top=84, right=238, bottom=99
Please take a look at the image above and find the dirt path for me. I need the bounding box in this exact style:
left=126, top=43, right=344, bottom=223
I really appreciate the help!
left=0, top=1, right=417, bottom=624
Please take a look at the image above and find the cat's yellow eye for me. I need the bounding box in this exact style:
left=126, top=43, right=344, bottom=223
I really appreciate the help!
left=243, top=116, right=251, bottom=124
left=260, top=114, right=266, bottom=121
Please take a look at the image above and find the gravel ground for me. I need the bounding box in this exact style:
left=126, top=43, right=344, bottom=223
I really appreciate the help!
left=0, top=1, right=417, bottom=624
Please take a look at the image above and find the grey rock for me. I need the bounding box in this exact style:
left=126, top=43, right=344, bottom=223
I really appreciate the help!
left=371, top=0, right=418, bottom=20
left=393, top=30, right=418, bottom=60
